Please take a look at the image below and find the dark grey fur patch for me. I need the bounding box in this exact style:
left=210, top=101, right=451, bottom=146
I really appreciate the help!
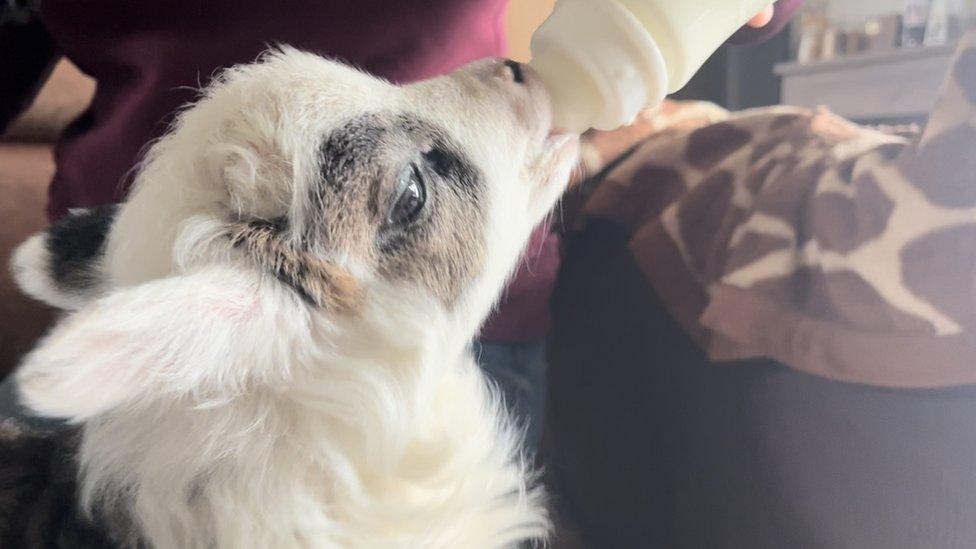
left=0, top=420, right=125, bottom=548
left=312, top=113, right=488, bottom=306
left=46, top=205, right=118, bottom=294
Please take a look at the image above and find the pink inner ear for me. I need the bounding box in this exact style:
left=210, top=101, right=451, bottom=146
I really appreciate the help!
left=196, top=294, right=261, bottom=323
left=15, top=265, right=291, bottom=422
left=18, top=333, right=146, bottom=420
left=80, top=329, right=150, bottom=382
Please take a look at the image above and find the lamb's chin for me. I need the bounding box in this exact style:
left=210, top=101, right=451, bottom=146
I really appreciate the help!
left=531, top=133, right=580, bottom=202
left=550, top=132, right=581, bottom=171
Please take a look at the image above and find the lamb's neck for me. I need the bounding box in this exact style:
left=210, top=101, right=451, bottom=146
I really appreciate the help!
left=80, top=297, right=526, bottom=547
left=292, top=314, right=474, bottom=423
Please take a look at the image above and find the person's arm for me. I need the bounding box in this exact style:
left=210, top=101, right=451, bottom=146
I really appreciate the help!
left=0, top=5, right=60, bottom=134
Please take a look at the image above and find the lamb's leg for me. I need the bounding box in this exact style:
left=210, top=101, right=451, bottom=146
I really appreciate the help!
left=9, top=205, right=118, bottom=311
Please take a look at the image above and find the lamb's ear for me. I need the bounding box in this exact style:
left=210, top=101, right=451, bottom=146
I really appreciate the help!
left=15, top=266, right=303, bottom=422
left=10, top=205, right=118, bottom=311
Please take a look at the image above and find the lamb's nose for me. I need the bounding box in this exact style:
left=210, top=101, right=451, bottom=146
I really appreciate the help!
left=502, top=60, right=526, bottom=85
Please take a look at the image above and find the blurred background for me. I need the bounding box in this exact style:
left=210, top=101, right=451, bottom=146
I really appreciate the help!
left=510, top=0, right=976, bottom=123
left=2, top=2, right=976, bottom=547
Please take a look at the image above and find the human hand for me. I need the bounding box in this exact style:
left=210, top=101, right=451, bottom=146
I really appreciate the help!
left=748, top=4, right=776, bottom=28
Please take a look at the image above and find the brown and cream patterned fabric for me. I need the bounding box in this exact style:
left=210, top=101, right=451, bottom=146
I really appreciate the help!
left=571, top=32, right=976, bottom=388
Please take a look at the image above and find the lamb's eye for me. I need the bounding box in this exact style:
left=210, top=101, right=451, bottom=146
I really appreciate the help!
left=388, top=163, right=427, bottom=226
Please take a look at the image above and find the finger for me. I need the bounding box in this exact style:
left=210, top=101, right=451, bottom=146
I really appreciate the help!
left=748, top=5, right=776, bottom=28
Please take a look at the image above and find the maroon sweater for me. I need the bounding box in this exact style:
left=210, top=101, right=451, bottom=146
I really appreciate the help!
left=1, top=0, right=799, bottom=343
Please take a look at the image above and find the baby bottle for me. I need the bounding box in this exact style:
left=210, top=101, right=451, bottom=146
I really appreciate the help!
left=529, top=0, right=775, bottom=132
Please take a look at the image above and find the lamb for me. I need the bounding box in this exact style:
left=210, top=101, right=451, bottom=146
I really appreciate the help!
left=5, top=48, right=579, bottom=548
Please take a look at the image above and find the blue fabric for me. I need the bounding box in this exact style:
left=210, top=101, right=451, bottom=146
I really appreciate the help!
left=473, top=340, right=547, bottom=452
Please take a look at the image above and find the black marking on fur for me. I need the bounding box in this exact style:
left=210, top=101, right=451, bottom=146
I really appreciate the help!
left=423, top=142, right=482, bottom=200
left=316, top=116, right=389, bottom=229
left=316, top=113, right=485, bottom=224
left=319, top=118, right=388, bottom=193
left=229, top=217, right=316, bottom=304
left=46, top=205, right=118, bottom=294
left=0, top=421, right=123, bottom=548
left=228, top=218, right=362, bottom=310
left=394, top=114, right=485, bottom=199
left=504, top=60, right=525, bottom=84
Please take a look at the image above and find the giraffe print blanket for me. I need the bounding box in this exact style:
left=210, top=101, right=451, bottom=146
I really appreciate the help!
left=571, top=32, right=976, bottom=388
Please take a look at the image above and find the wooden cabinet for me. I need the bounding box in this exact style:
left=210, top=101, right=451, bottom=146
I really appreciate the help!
left=775, top=45, right=957, bottom=123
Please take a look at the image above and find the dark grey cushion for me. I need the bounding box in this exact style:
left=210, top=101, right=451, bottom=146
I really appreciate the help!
left=545, top=221, right=976, bottom=549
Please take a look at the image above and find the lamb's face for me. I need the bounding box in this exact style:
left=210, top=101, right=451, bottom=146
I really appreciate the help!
left=15, top=50, right=579, bottom=422
left=123, top=49, right=578, bottom=323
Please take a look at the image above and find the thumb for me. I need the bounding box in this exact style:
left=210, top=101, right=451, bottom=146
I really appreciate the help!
left=748, top=5, right=776, bottom=28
